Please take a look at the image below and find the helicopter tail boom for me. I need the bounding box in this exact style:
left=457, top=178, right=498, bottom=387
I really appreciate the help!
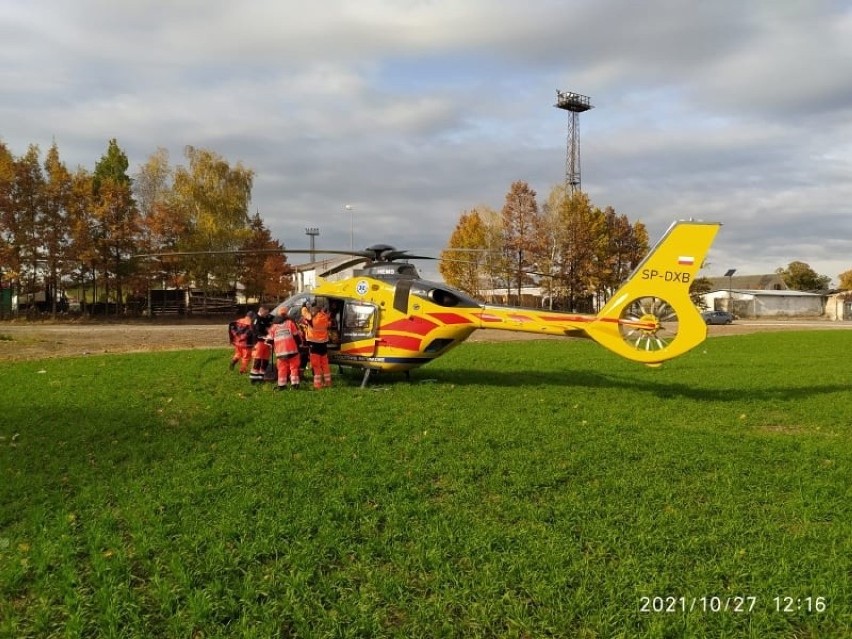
left=583, top=220, right=721, bottom=364
left=470, top=220, right=720, bottom=365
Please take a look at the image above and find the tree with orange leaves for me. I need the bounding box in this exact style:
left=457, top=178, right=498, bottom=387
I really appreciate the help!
left=239, top=213, right=293, bottom=302
left=501, top=180, right=541, bottom=305
left=439, top=207, right=493, bottom=297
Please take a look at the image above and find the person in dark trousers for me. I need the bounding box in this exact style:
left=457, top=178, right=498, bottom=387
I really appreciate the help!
left=249, top=305, right=274, bottom=384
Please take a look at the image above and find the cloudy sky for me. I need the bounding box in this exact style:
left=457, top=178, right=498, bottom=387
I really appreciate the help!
left=3, top=0, right=851, bottom=284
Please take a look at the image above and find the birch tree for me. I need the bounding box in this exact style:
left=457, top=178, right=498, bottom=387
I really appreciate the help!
left=171, top=146, right=254, bottom=291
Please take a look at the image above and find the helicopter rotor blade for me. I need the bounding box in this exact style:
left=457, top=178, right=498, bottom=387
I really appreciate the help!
left=319, top=257, right=370, bottom=277
left=131, top=247, right=380, bottom=260
left=386, top=251, right=435, bottom=261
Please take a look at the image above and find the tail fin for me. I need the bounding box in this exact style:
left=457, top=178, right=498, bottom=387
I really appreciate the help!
left=585, top=220, right=721, bottom=365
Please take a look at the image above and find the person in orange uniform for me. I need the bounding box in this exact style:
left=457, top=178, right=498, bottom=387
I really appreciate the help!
left=304, top=302, right=332, bottom=388
left=249, top=305, right=273, bottom=384
left=267, top=308, right=302, bottom=391
left=298, top=302, right=313, bottom=374
left=228, top=310, right=255, bottom=373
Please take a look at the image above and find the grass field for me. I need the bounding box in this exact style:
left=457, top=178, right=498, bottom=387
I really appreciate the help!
left=1, top=332, right=850, bottom=638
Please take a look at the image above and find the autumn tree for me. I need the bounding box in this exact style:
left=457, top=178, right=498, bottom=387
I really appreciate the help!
left=239, top=212, right=292, bottom=302
left=41, top=143, right=73, bottom=316
left=171, top=146, right=254, bottom=293
left=551, top=191, right=605, bottom=312
left=447, top=182, right=648, bottom=310
left=66, top=167, right=97, bottom=312
left=135, top=148, right=178, bottom=253
left=837, top=269, right=852, bottom=290
left=0, top=142, right=16, bottom=292
left=11, top=145, right=44, bottom=302
left=478, top=208, right=506, bottom=301
left=775, top=261, right=831, bottom=291
left=501, top=181, right=541, bottom=305
left=596, top=207, right=648, bottom=304
left=92, top=139, right=140, bottom=312
left=532, top=186, right=568, bottom=309
left=134, top=148, right=187, bottom=289
left=440, top=207, right=492, bottom=297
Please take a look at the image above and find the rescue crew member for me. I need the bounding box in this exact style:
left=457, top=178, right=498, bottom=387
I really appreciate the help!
left=249, top=305, right=274, bottom=384
left=228, top=310, right=255, bottom=373
left=267, top=307, right=302, bottom=390
left=304, top=301, right=332, bottom=389
left=297, top=302, right=312, bottom=373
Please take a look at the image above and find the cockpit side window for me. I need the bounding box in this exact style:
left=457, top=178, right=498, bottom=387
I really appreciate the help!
left=342, top=302, right=377, bottom=339
left=410, top=281, right=480, bottom=308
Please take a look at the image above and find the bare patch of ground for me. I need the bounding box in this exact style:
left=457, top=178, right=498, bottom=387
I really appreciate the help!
left=0, top=321, right=227, bottom=362
left=0, top=318, right=848, bottom=362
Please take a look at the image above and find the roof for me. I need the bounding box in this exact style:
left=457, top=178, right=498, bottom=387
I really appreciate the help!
left=707, top=289, right=824, bottom=297
left=708, top=273, right=786, bottom=290
left=291, top=255, right=354, bottom=273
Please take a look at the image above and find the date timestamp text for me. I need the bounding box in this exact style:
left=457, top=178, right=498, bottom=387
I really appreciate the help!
left=639, top=595, right=827, bottom=614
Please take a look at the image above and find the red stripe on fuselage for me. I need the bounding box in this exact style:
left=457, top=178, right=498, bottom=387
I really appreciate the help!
left=378, top=335, right=422, bottom=351
left=471, top=312, right=502, bottom=323
left=427, top=312, right=474, bottom=325
left=343, top=345, right=376, bottom=355
left=380, top=316, right=439, bottom=336
left=536, top=314, right=594, bottom=323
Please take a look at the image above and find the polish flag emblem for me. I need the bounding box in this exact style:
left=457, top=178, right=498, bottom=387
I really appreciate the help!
left=678, top=256, right=695, bottom=266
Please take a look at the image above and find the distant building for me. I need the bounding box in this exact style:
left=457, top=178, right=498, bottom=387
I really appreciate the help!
left=291, top=256, right=361, bottom=293
left=478, top=285, right=545, bottom=308
left=701, top=289, right=824, bottom=318
left=824, top=292, right=852, bottom=321
left=707, top=273, right=786, bottom=291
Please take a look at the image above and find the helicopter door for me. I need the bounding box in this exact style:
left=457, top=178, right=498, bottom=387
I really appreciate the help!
left=340, top=300, right=379, bottom=353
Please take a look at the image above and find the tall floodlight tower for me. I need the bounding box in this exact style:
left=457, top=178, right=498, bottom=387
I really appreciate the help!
left=305, top=227, right=320, bottom=261
left=554, top=90, right=593, bottom=195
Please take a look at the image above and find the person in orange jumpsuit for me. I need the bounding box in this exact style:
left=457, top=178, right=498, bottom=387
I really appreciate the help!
left=266, top=307, right=302, bottom=390
left=304, top=302, right=332, bottom=388
left=228, top=311, right=254, bottom=373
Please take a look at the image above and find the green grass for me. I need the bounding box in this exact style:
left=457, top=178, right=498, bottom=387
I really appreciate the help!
left=1, top=332, right=850, bottom=638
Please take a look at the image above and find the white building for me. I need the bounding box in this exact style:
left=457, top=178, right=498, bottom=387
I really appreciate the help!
left=824, top=292, right=852, bottom=321
left=291, top=256, right=361, bottom=293
left=701, top=289, right=825, bottom=318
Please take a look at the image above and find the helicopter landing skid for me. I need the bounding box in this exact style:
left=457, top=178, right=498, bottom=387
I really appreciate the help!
left=358, top=368, right=411, bottom=388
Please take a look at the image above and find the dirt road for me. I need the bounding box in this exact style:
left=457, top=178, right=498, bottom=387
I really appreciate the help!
left=0, top=319, right=849, bottom=362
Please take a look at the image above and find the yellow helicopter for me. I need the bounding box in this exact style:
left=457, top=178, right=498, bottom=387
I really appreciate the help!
left=265, top=219, right=721, bottom=386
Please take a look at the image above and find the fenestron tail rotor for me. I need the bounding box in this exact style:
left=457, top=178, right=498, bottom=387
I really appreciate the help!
left=583, top=220, right=720, bottom=365
left=617, top=296, right=680, bottom=353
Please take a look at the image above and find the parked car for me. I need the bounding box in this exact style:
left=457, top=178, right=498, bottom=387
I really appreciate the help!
left=702, top=310, right=734, bottom=325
